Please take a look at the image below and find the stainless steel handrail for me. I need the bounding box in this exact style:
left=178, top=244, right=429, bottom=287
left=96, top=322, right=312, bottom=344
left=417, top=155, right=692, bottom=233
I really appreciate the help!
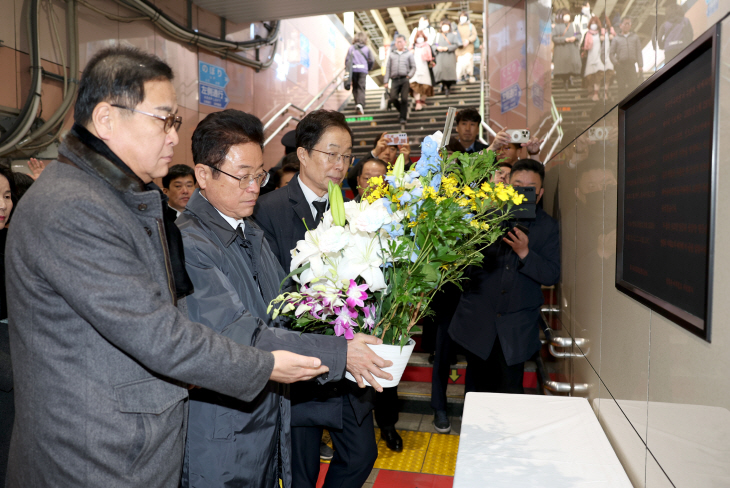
left=262, top=68, right=345, bottom=147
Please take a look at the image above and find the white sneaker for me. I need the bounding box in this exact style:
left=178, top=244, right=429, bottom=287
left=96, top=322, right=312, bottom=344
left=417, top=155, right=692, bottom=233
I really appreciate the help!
left=356, top=104, right=364, bottom=115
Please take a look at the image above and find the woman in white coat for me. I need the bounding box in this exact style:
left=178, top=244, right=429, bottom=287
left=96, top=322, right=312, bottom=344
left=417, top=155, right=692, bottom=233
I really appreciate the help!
left=581, top=16, right=605, bottom=101
left=410, top=30, right=434, bottom=110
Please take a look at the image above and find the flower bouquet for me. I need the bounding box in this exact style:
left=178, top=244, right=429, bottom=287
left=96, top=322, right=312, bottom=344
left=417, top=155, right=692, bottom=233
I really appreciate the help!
left=268, top=131, right=525, bottom=386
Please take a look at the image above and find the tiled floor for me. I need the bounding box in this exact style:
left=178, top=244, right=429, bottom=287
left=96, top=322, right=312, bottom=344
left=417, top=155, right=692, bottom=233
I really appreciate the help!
left=318, top=413, right=461, bottom=487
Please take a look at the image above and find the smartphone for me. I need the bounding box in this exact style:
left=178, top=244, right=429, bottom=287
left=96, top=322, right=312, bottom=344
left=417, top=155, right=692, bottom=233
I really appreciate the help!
left=513, top=223, right=530, bottom=236
left=510, top=186, right=537, bottom=219
left=384, top=133, right=408, bottom=145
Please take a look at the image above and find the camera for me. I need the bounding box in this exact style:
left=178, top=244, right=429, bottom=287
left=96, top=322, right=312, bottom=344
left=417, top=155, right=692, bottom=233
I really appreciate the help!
left=505, top=129, right=530, bottom=144
left=588, top=127, right=611, bottom=141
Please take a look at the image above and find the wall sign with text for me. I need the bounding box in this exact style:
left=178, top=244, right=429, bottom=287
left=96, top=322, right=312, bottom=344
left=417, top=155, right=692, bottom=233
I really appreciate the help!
left=616, top=24, right=720, bottom=341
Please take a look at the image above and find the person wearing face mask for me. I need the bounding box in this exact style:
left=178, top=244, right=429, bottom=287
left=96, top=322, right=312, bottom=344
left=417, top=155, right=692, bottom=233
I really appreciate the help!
left=409, top=15, right=436, bottom=47
left=411, top=30, right=434, bottom=110
left=433, top=19, right=462, bottom=97
left=455, top=11, right=478, bottom=83
left=384, top=35, right=416, bottom=126
left=609, top=17, right=643, bottom=99
left=573, top=1, right=594, bottom=38
left=580, top=16, right=605, bottom=101
left=552, top=8, right=582, bottom=90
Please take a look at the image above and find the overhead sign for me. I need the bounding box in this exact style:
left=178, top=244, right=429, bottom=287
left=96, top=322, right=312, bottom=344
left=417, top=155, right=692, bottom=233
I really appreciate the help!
left=199, top=83, right=229, bottom=109
left=500, top=59, right=522, bottom=90
left=345, top=116, right=374, bottom=122
left=199, top=61, right=229, bottom=88
left=501, top=84, right=522, bottom=114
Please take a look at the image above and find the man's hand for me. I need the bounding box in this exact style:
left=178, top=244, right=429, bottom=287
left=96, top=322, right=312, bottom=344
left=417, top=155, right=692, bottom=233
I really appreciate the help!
left=346, top=333, right=393, bottom=392
left=373, top=134, right=390, bottom=159
left=463, top=39, right=470, bottom=46
left=28, top=157, right=45, bottom=180
left=503, top=228, right=530, bottom=260
left=488, top=130, right=511, bottom=152
left=270, top=350, right=330, bottom=383
left=398, top=144, right=411, bottom=160
left=438, top=46, right=448, bottom=52
left=522, top=136, right=544, bottom=156
left=566, top=36, right=576, bottom=42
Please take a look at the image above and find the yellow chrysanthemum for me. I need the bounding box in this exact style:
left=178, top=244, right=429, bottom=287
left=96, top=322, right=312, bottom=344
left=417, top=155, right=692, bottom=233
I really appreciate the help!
left=435, top=196, right=446, bottom=204
left=481, top=222, right=490, bottom=230
left=462, top=186, right=475, bottom=197
left=470, top=220, right=480, bottom=228
left=495, top=189, right=509, bottom=201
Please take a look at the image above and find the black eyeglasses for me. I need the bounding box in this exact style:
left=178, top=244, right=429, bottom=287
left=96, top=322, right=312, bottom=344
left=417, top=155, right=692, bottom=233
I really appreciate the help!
left=311, top=148, right=353, bottom=165
left=111, top=104, right=182, bottom=133
left=207, top=165, right=270, bottom=188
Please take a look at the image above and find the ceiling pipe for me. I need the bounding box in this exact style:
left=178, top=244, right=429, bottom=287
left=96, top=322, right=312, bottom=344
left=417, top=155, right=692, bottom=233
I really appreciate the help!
left=0, top=0, right=43, bottom=155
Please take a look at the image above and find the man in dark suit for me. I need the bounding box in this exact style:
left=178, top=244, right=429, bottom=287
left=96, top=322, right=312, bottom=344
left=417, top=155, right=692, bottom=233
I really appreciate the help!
left=446, top=108, right=489, bottom=153
left=448, top=159, right=560, bottom=394
left=254, top=109, right=391, bottom=488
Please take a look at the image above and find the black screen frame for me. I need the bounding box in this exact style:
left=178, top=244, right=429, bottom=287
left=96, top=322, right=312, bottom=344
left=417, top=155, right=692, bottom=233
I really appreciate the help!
left=616, top=24, right=720, bottom=342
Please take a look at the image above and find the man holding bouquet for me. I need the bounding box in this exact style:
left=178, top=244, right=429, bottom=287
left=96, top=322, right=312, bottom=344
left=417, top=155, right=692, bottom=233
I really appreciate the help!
left=255, top=110, right=389, bottom=487
left=448, top=159, right=560, bottom=395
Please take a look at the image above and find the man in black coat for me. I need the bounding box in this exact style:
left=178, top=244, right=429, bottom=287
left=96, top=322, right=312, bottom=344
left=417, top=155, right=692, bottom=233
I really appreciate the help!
left=449, top=159, right=560, bottom=393
left=254, top=109, right=391, bottom=488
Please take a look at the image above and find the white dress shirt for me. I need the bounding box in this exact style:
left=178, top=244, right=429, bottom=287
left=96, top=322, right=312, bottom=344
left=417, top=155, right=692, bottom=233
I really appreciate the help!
left=298, top=177, right=329, bottom=219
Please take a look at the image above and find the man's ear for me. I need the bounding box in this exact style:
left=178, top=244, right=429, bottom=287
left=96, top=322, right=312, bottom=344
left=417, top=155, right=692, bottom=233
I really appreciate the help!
left=195, top=164, right=210, bottom=190
left=162, top=188, right=170, bottom=195
left=296, top=147, right=309, bottom=171
left=91, top=102, right=114, bottom=141
left=537, top=187, right=545, bottom=204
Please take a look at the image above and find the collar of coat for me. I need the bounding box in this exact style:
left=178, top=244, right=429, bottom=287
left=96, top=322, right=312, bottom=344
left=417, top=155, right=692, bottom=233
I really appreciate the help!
left=185, top=189, right=264, bottom=250
left=60, top=124, right=147, bottom=194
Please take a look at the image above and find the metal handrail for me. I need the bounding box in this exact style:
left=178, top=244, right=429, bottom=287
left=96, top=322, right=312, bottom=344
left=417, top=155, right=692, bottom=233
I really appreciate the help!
left=262, top=103, right=306, bottom=131
left=543, top=96, right=564, bottom=162
left=262, top=68, right=345, bottom=147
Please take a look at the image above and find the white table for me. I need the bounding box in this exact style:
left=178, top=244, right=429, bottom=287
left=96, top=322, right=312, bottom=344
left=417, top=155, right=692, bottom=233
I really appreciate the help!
left=454, top=393, right=632, bottom=487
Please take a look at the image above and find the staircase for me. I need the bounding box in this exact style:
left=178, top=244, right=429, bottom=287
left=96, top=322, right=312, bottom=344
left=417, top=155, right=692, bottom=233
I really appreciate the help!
left=342, top=82, right=485, bottom=160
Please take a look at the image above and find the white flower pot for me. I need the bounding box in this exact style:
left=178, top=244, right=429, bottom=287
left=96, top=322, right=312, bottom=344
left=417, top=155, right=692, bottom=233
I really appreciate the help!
left=345, top=338, right=416, bottom=388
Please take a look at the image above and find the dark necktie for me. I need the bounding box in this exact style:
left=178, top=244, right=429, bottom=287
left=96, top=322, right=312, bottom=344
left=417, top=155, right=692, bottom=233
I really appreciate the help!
left=236, top=224, right=263, bottom=298
left=312, top=200, right=327, bottom=225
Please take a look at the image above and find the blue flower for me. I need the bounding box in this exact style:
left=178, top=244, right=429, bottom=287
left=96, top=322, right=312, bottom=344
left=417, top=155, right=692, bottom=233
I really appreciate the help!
left=385, top=175, right=398, bottom=188
left=464, top=213, right=475, bottom=221
left=410, top=186, right=423, bottom=199
left=383, top=222, right=404, bottom=238
left=414, top=155, right=439, bottom=177
left=404, top=170, right=420, bottom=185
left=421, top=135, right=440, bottom=158
left=398, top=191, right=412, bottom=204
left=430, top=174, right=442, bottom=191
left=410, top=251, right=419, bottom=262
left=378, top=198, right=394, bottom=214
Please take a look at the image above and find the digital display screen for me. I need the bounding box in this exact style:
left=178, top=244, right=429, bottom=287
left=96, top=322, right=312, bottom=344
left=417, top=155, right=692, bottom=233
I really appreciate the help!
left=617, top=27, right=718, bottom=340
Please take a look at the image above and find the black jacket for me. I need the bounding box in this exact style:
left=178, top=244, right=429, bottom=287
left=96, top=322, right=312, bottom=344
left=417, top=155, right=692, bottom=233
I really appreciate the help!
left=449, top=207, right=560, bottom=365
left=253, top=174, right=376, bottom=427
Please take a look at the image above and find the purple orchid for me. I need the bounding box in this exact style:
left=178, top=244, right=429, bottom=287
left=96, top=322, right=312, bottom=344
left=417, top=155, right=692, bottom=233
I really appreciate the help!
left=331, top=306, right=358, bottom=339
left=363, top=304, right=376, bottom=330
left=345, top=280, right=369, bottom=309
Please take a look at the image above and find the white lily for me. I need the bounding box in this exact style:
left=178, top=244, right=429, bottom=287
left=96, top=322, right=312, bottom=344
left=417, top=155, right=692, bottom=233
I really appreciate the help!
left=337, top=232, right=387, bottom=291
left=290, top=220, right=351, bottom=272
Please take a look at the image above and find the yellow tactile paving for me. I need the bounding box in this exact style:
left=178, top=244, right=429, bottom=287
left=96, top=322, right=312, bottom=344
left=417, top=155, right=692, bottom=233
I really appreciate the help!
left=373, top=430, right=431, bottom=473
left=421, top=432, right=460, bottom=476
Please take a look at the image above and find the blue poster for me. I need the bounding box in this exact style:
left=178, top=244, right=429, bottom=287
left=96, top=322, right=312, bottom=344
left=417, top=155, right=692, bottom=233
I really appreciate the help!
left=532, top=83, right=544, bottom=111
left=199, top=83, right=229, bottom=109
left=300, top=34, right=310, bottom=68
left=706, top=0, right=718, bottom=16
left=199, top=61, right=229, bottom=88
left=501, top=84, right=522, bottom=114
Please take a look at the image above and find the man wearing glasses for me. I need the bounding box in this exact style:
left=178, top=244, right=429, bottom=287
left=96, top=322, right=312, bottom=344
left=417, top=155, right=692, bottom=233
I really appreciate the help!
left=255, top=110, right=388, bottom=488
left=177, top=110, right=390, bottom=487
left=4, top=47, right=331, bottom=487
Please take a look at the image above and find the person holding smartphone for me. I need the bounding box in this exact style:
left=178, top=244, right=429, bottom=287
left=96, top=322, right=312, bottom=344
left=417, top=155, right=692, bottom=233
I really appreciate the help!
left=447, top=159, right=560, bottom=395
